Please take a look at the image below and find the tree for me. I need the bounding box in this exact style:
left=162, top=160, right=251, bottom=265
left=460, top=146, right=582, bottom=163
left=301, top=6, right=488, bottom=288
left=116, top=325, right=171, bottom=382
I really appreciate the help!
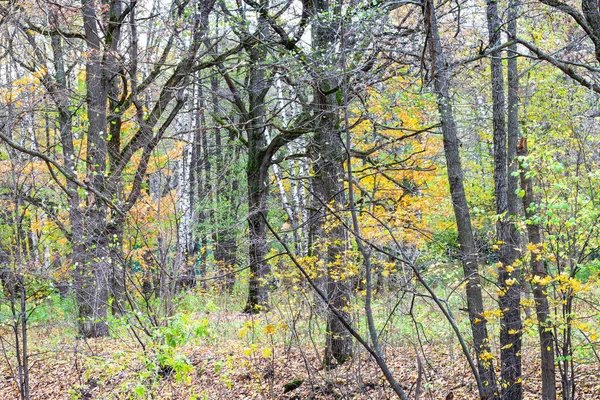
left=217, top=0, right=309, bottom=312
left=486, top=0, right=523, bottom=396
left=517, top=137, right=557, bottom=400
left=424, top=0, right=499, bottom=397
left=0, top=0, right=216, bottom=336
left=307, top=0, right=355, bottom=365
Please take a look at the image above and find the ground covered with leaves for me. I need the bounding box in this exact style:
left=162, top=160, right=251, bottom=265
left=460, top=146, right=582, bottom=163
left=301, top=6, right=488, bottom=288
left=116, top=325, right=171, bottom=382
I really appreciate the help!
left=2, top=298, right=600, bottom=400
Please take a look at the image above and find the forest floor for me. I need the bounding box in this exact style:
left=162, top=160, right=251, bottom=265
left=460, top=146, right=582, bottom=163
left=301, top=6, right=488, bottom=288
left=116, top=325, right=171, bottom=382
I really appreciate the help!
left=1, top=307, right=600, bottom=400
left=1, top=292, right=600, bottom=400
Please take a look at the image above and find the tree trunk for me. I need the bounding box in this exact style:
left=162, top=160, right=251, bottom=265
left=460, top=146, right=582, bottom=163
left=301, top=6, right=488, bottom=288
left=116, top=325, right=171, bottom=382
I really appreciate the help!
left=314, top=107, right=353, bottom=365
left=243, top=4, right=271, bottom=312
left=424, top=2, right=498, bottom=397
left=106, top=1, right=126, bottom=313
left=49, top=19, right=89, bottom=334
left=518, top=139, right=556, bottom=399
left=486, top=0, right=523, bottom=396
left=196, top=82, right=209, bottom=289
left=77, top=220, right=110, bottom=338
left=311, top=0, right=353, bottom=364
left=80, top=0, right=110, bottom=337
left=0, top=0, right=215, bottom=337
left=274, top=79, right=303, bottom=254
left=244, top=144, right=270, bottom=311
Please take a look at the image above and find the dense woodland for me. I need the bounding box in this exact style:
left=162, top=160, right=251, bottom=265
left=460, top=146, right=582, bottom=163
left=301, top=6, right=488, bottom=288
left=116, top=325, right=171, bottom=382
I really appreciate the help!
left=1, top=0, right=600, bottom=399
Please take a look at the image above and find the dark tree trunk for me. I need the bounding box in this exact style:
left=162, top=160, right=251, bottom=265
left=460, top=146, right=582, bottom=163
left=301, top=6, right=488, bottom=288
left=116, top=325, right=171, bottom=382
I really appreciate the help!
left=244, top=144, right=270, bottom=311
left=106, top=1, right=125, bottom=314
left=80, top=0, right=110, bottom=338
left=187, top=80, right=201, bottom=290
left=216, top=0, right=307, bottom=311
left=77, top=222, right=110, bottom=338
left=314, top=117, right=353, bottom=365
left=242, top=4, right=272, bottom=312
left=518, top=139, right=557, bottom=399
left=310, top=0, right=353, bottom=365
left=487, top=0, right=523, bottom=396
left=424, top=2, right=498, bottom=397
left=375, top=260, right=386, bottom=294
left=312, top=122, right=353, bottom=364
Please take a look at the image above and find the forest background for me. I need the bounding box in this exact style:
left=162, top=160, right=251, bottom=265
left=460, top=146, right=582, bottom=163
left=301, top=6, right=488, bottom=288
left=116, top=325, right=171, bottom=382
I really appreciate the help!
left=1, top=0, right=600, bottom=399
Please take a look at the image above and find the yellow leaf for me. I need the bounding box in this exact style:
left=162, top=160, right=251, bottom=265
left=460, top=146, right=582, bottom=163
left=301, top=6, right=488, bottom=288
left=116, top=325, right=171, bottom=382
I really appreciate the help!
left=264, top=324, right=276, bottom=335
left=262, top=347, right=272, bottom=358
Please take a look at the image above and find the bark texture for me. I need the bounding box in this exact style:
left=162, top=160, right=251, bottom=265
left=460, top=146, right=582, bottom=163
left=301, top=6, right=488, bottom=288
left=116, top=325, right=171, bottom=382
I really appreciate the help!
left=311, top=0, right=353, bottom=365
left=486, top=0, right=523, bottom=396
left=518, top=139, right=556, bottom=400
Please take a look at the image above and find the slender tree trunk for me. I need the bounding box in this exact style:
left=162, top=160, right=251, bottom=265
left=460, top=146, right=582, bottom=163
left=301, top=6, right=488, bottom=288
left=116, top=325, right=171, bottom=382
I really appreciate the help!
left=375, top=258, right=386, bottom=294
left=18, top=275, right=29, bottom=400
left=174, top=88, right=196, bottom=292
left=106, top=1, right=125, bottom=313
left=49, top=30, right=84, bottom=290
left=506, top=2, right=527, bottom=397
left=296, top=145, right=310, bottom=257
left=308, top=158, right=328, bottom=311
left=518, top=139, right=556, bottom=399
left=201, top=87, right=212, bottom=287
left=107, top=219, right=125, bottom=314
left=486, top=0, right=523, bottom=396
left=188, top=80, right=201, bottom=289
left=197, top=83, right=209, bottom=288
left=424, top=2, right=498, bottom=397
left=273, top=79, right=303, bottom=253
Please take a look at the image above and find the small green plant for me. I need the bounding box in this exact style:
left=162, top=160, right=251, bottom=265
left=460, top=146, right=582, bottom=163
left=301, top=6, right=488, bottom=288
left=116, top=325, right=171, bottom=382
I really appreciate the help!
left=130, top=313, right=213, bottom=393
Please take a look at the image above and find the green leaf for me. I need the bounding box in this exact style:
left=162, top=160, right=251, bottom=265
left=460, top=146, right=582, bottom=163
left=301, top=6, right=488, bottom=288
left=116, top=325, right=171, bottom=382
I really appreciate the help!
left=134, top=385, right=146, bottom=397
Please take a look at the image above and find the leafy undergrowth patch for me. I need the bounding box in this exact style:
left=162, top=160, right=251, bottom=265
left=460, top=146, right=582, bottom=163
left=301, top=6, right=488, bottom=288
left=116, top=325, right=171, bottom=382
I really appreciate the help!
left=1, top=311, right=600, bottom=399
